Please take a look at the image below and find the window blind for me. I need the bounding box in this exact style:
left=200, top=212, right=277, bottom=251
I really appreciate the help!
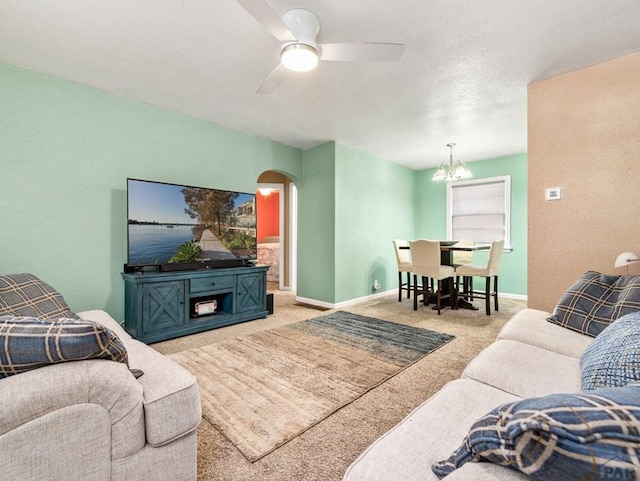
left=450, top=180, right=507, bottom=244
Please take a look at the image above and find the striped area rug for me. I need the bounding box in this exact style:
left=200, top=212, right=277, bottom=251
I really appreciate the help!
left=169, top=311, right=454, bottom=462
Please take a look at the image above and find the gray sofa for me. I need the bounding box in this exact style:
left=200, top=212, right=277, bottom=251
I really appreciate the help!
left=1, top=309, right=201, bottom=481
left=343, top=308, right=594, bottom=481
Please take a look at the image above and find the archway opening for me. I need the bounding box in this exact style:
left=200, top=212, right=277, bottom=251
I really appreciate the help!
left=256, top=171, right=297, bottom=293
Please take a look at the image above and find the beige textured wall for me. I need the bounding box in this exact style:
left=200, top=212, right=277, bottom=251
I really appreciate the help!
left=528, top=52, right=640, bottom=312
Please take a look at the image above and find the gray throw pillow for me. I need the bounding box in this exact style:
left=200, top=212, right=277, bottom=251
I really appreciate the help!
left=0, top=273, right=78, bottom=319
left=547, top=271, right=640, bottom=337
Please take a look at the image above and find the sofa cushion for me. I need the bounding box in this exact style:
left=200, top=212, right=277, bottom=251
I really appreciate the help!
left=462, top=340, right=582, bottom=398
left=343, top=379, right=523, bottom=481
left=547, top=271, right=640, bottom=337
left=0, top=273, right=78, bottom=319
left=432, top=383, right=640, bottom=480
left=581, top=311, right=640, bottom=391
left=497, top=308, right=592, bottom=358
left=0, top=315, right=129, bottom=378
left=78, top=309, right=133, bottom=341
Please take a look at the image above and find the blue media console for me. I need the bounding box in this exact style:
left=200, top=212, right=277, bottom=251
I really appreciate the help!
left=122, top=265, right=268, bottom=343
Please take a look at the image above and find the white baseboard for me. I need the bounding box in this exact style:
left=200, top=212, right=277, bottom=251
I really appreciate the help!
left=499, top=292, right=527, bottom=301
left=295, top=289, right=527, bottom=309
left=295, top=288, right=397, bottom=310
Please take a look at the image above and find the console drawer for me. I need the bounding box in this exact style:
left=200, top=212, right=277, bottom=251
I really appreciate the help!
left=190, top=275, right=235, bottom=293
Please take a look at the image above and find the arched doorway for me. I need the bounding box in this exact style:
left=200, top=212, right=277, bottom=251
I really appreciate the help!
left=256, top=171, right=297, bottom=292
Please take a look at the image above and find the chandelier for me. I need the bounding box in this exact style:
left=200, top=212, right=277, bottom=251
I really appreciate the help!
left=432, top=143, right=473, bottom=181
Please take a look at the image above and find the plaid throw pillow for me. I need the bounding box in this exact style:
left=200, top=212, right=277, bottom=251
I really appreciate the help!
left=547, top=271, right=640, bottom=337
left=0, top=273, right=78, bottom=319
left=0, top=315, right=130, bottom=379
left=581, top=311, right=640, bottom=391
left=432, top=384, right=640, bottom=480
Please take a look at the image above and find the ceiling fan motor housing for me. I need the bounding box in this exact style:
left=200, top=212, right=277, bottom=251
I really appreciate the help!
left=280, top=8, right=320, bottom=52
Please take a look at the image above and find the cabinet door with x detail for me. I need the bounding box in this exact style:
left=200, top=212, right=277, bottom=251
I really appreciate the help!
left=141, top=280, right=187, bottom=336
left=236, top=272, right=265, bottom=314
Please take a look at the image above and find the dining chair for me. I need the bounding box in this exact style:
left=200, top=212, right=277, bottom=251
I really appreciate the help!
left=409, top=239, right=456, bottom=314
left=454, top=239, right=505, bottom=315
left=451, top=239, right=474, bottom=297
left=393, top=239, right=414, bottom=302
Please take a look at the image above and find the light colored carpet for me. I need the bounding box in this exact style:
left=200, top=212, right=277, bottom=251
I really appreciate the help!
left=152, top=286, right=527, bottom=481
left=168, top=311, right=454, bottom=461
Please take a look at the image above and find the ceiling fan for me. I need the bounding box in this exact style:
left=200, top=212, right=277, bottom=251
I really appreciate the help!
left=236, top=0, right=405, bottom=94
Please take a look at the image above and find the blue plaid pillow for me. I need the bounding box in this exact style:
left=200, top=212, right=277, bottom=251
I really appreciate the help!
left=581, top=311, right=640, bottom=391
left=432, top=384, right=640, bottom=480
left=548, top=271, right=640, bottom=337
left=0, top=315, right=132, bottom=379
left=0, top=273, right=78, bottom=319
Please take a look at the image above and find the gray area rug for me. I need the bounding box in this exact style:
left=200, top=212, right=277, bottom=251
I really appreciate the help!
left=169, top=311, right=454, bottom=462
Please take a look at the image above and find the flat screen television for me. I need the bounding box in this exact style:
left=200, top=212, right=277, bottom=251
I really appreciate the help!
left=125, top=178, right=257, bottom=272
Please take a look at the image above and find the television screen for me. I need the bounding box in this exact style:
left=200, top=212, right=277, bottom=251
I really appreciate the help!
left=126, top=178, right=257, bottom=268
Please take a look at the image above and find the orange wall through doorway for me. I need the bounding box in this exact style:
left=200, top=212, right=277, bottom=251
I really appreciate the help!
left=257, top=190, right=280, bottom=243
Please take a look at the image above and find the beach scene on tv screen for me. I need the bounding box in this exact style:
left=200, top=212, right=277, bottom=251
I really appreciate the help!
left=127, top=180, right=256, bottom=265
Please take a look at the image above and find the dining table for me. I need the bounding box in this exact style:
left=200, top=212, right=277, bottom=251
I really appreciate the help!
left=402, top=241, right=490, bottom=311
left=439, top=241, right=490, bottom=310
left=440, top=241, right=490, bottom=263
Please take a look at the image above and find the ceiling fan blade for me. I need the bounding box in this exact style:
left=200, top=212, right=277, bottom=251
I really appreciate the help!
left=257, top=63, right=289, bottom=94
left=319, top=42, right=405, bottom=62
left=236, top=0, right=296, bottom=42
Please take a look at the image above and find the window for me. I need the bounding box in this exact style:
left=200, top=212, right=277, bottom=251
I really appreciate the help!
left=446, top=176, right=510, bottom=248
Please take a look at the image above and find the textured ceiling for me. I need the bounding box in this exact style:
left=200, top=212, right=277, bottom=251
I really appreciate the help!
left=1, top=0, right=639, bottom=169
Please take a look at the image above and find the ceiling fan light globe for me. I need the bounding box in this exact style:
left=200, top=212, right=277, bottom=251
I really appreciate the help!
left=281, top=44, right=319, bottom=72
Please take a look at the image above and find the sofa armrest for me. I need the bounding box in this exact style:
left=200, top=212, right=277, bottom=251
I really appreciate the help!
left=127, top=341, right=202, bottom=446
left=0, top=359, right=145, bottom=459
left=78, top=309, right=201, bottom=446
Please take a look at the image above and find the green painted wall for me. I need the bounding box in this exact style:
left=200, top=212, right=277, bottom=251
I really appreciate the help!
left=0, top=60, right=528, bottom=316
left=0, top=62, right=302, bottom=320
left=297, top=143, right=337, bottom=303
left=334, top=143, right=416, bottom=303
left=297, top=142, right=416, bottom=304
left=415, top=154, right=528, bottom=296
